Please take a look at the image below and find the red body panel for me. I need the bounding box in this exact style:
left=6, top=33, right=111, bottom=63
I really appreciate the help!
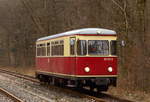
left=76, top=57, right=117, bottom=75
left=36, top=57, right=76, bottom=75
left=36, top=57, right=117, bottom=76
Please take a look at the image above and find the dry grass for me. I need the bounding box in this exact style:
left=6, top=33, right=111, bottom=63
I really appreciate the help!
left=0, top=66, right=36, bottom=77
left=107, top=87, right=150, bottom=102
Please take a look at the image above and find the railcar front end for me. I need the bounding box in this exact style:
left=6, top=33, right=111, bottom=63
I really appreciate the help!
left=70, top=35, right=117, bottom=91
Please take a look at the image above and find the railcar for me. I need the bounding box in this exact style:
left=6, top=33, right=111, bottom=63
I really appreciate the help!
left=36, top=28, right=117, bottom=92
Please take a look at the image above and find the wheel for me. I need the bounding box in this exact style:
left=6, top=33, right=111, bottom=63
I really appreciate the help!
left=90, top=86, right=95, bottom=91
left=76, top=81, right=83, bottom=90
left=54, top=78, right=60, bottom=86
left=37, top=74, right=44, bottom=82
left=97, top=85, right=108, bottom=92
left=48, top=77, right=53, bottom=84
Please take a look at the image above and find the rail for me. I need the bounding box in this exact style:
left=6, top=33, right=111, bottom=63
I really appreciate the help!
left=0, top=68, right=135, bottom=102
left=0, top=87, right=24, bottom=102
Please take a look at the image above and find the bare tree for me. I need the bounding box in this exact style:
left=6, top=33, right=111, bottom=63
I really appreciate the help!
left=111, top=0, right=129, bottom=34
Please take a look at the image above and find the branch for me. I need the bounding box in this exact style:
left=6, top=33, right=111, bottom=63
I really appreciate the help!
left=111, top=0, right=124, bottom=12
left=20, top=0, right=45, bottom=33
left=111, top=0, right=129, bottom=34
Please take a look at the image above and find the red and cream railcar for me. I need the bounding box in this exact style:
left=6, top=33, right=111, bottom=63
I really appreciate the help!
left=36, top=28, right=117, bottom=91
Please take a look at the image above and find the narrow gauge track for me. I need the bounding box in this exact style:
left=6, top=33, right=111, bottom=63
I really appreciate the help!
left=0, top=69, right=134, bottom=102
left=0, top=69, right=106, bottom=102
left=0, top=87, right=24, bottom=102
left=0, top=68, right=38, bottom=83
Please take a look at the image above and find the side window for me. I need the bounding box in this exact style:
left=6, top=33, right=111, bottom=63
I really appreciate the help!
left=37, top=43, right=47, bottom=56
left=40, top=44, right=43, bottom=56
left=42, top=44, right=46, bottom=56
left=51, top=41, right=54, bottom=56
left=70, top=38, right=75, bottom=55
left=59, top=40, right=64, bottom=55
left=51, top=40, right=64, bottom=56
left=111, top=40, right=117, bottom=55
left=77, top=40, right=87, bottom=55
left=47, top=42, right=50, bottom=56
left=36, top=44, right=40, bottom=56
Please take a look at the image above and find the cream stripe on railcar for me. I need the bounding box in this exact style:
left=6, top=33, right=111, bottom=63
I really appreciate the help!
left=76, top=36, right=117, bottom=41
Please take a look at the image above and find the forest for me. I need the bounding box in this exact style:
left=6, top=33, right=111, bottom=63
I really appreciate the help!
left=0, top=0, right=149, bottom=94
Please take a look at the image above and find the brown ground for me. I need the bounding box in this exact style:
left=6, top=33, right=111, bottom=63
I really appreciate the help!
left=0, top=66, right=36, bottom=77
left=106, top=87, right=150, bottom=102
left=0, top=66, right=149, bottom=102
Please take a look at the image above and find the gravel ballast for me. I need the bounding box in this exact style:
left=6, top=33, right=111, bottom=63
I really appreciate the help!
left=0, top=72, right=93, bottom=102
left=0, top=92, right=14, bottom=102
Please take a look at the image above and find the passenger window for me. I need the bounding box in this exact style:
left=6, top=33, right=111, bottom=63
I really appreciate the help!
left=37, top=44, right=42, bottom=56
left=51, top=40, right=64, bottom=56
left=42, top=44, right=46, bottom=56
left=36, top=44, right=40, bottom=56
left=77, top=40, right=87, bottom=55
left=111, top=40, right=117, bottom=55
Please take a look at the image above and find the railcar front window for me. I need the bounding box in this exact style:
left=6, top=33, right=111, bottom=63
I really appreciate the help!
left=111, top=40, right=117, bottom=55
left=88, top=40, right=109, bottom=55
left=77, top=40, right=87, bottom=55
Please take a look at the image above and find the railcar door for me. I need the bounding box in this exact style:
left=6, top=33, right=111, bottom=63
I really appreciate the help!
left=69, top=37, right=76, bottom=75
left=47, top=42, right=51, bottom=72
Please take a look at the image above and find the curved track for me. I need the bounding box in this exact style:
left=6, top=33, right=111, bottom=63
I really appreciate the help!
left=0, top=68, right=134, bottom=102
left=0, top=87, right=24, bottom=102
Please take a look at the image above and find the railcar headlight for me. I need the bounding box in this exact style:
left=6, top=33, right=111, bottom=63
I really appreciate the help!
left=108, top=67, right=113, bottom=72
left=84, top=67, right=90, bottom=72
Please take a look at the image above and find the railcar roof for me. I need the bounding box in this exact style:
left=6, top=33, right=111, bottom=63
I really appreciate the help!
left=37, top=28, right=116, bottom=41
